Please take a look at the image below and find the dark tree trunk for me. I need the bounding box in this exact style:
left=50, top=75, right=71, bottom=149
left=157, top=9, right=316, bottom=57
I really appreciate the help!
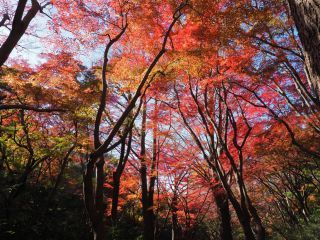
left=171, top=192, right=182, bottom=240
left=287, top=0, right=320, bottom=96
left=213, top=189, right=233, bottom=240
left=0, top=0, right=40, bottom=67
left=140, top=98, right=155, bottom=240
left=94, top=159, right=106, bottom=239
left=83, top=157, right=106, bottom=240
left=144, top=211, right=155, bottom=240
left=215, top=167, right=256, bottom=240
left=139, top=98, right=158, bottom=240
left=111, top=172, right=120, bottom=223
left=246, top=197, right=266, bottom=240
left=111, top=129, right=132, bottom=223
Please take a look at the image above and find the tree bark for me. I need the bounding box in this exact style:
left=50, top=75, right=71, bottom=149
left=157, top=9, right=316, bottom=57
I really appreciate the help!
left=171, top=191, right=182, bottom=240
left=111, top=126, right=132, bottom=223
left=213, top=189, right=233, bottom=240
left=83, top=157, right=106, bottom=240
left=287, top=0, right=320, bottom=96
left=217, top=171, right=256, bottom=240
left=0, top=0, right=40, bottom=67
left=139, top=98, right=155, bottom=240
left=111, top=172, right=120, bottom=223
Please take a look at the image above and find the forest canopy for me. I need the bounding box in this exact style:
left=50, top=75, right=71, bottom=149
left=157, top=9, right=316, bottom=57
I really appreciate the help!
left=0, top=0, right=320, bottom=240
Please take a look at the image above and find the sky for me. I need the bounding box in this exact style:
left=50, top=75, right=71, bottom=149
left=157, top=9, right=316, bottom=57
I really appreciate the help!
left=0, top=1, right=104, bottom=69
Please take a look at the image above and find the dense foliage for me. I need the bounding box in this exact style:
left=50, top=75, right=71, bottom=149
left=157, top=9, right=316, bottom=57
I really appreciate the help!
left=0, top=0, right=319, bottom=239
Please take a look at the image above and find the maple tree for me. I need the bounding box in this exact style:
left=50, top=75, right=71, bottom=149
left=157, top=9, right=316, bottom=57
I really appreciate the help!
left=1, top=0, right=320, bottom=240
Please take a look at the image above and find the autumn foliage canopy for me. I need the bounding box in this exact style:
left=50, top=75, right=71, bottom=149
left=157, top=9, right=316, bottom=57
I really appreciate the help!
left=0, top=0, right=320, bottom=240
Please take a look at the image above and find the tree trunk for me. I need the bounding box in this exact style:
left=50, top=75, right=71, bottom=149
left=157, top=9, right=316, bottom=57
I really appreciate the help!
left=0, top=0, right=40, bottom=67
left=144, top=211, right=155, bottom=240
left=111, top=129, right=132, bottom=223
left=83, top=157, right=106, bottom=240
left=111, top=172, right=120, bottom=223
left=94, top=158, right=106, bottom=239
left=213, top=189, right=233, bottom=240
left=139, top=98, right=155, bottom=240
left=216, top=171, right=256, bottom=240
left=236, top=174, right=266, bottom=240
left=171, top=192, right=182, bottom=240
left=211, top=156, right=256, bottom=240
left=245, top=196, right=266, bottom=240
left=287, top=0, right=320, bottom=96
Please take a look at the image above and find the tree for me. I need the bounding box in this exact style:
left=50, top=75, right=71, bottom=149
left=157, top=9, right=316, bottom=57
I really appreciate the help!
left=287, top=0, right=320, bottom=95
left=1, top=0, right=320, bottom=239
left=76, top=2, right=190, bottom=239
left=0, top=0, right=51, bottom=67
